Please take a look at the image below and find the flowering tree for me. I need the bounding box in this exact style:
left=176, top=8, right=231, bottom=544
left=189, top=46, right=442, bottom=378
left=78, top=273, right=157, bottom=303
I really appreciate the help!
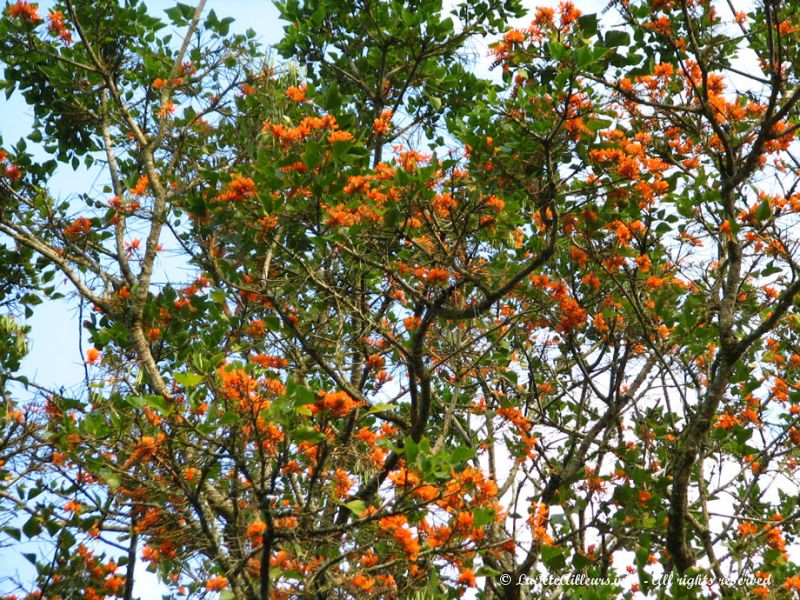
left=2, top=0, right=800, bottom=599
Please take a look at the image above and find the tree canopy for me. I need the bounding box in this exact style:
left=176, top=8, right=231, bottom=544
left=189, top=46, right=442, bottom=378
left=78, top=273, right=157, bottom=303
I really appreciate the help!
left=2, top=0, right=800, bottom=598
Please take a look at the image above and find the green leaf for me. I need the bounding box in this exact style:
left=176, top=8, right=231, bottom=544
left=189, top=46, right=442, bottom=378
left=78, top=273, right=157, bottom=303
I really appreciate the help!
left=293, top=428, right=325, bottom=443
left=473, top=507, right=494, bottom=528
left=174, top=372, right=204, bottom=388
left=218, top=412, right=239, bottom=426
left=756, top=197, right=771, bottom=221
left=144, top=395, right=170, bottom=413
left=367, top=402, right=397, bottom=414
left=577, top=13, right=598, bottom=36
left=294, top=385, right=317, bottom=406
left=547, top=40, right=569, bottom=61
left=451, top=446, right=475, bottom=464
left=475, top=565, right=502, bottom=577
left=574, top=46, right=593, bottom=68
left=22, top=516, right=42, bottom=538
left=541, top=544, right=567, bottom=569
left=342, top=500, right=365, bottom=515
left=605, top=30, right=630, bottom=47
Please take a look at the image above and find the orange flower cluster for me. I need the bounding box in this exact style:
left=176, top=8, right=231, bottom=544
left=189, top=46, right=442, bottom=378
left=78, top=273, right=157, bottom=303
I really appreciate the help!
left=738, top=521, right=759, bottom=537
left=47, top=10, right=72, bottom=43
left=205, top=575, right=228, bottom=591
left=215, top=174, right=257, bottom=202
left=322, top=165, right=400, bottom=228
left=483, top=194, right=505, bottom=212
left=557, top=294, right=587, bottom=333
left=379, top=514, right=421, bottom=560
left=432, top=192, right=457, bottom=217
left=404, top=315, right=422, bottom=331
left=504, top=29, right=526, bottom=44
left=285, top=84, right=307, bottom=103
left=563, top=92, right=594, bottom=140
left=246, top=519, right=267, bottom=544
left=130, top=174, right=149, bottom=196
left=351, top=572, right=376, bottom=593
left=497, top=406, right=537, bottom=458
left=85, top=347, right=101, bottom=365
left=530, top=274, right=588, bottom=332
left=372, top=108, right=393, bottom=136
left=765, top=518, right=788, bottom=557
left=397, top=148, right=430, bottom=171
left=388, top=467, right=439, bottom=501
left=6, top=1, right=41, bottom=23
left=333, top=468, right=354, bottom=497
left=354, top=424, right=396, bottom=467
left=741, top=407, right=760, bottom=426
left=250, top=354, right=289, bottom=369
left=63, top=216, right=93, bottom=239
left=772, top=376, right=789, bottom=403
left=529, top=502, right=554, bottom=545
left=439, top=467, right=499, bottom=514
left=316, top=390, right=362, bottom=417
left=125, top=434, right=164, bottom=467
left=279, top=160, right=308, bottom=174
left=569, top=246, right=588, bottom=269
left=329, top=130, right=354, bottom=143
left=714, top=413, right=739, bottom=430
left=457, top=568, right=477, bottom=588
left=109, top=195, right=140, bottom=215
left=263, top=114, right=339, bottom=145
left=323, top=202, right=381, bottom=228
left=413, top=266, right=450, bottom=284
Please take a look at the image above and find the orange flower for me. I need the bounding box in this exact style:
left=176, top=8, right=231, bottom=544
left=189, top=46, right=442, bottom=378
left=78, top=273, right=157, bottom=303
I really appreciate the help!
left=130, top=175, right=150, bottom=197
left=738, top=521, right=759, bottom=537
left=457, top=568, right=477, bottom=587
left=247, top=520, right=267, bottom=542
left=569, top=246, right=588, bottom=269
left=85, top=347, right=101, bottom=365
left=7, top=1, right=41, bottom=23
left=215, top=174, right=257, bottom=202
left=582, top=272, right=601, bottom=289
left=785, top=575, right=800, bottom=592
left=333, top=468, right=354, bottom=497
left=741, top=407, right=760, bottom=426
left=404, top=316, right=422, bottom=331
left=529, top=502, right=554, bottom=545
left=329, top=130, right=354, bottom=143
left=653, top=63, right=674, bottom=78
left=350, top=573, right=375, bottom=592
left=714, top=413, right=739, bottom=430
left=504, top=29, right=526, bottom=44
left=46, top=10, right=72, bottom=43
left=634, top=254, right=651, bottom=272
left=205, top=575, right=228, bottom=591
left=372, top=109, right=393, bottom=136
left=64, top=216, right=93, bottom=238
left=319, top=390, right=361, bottom=417
left=285, top=84, right=307, bottom=102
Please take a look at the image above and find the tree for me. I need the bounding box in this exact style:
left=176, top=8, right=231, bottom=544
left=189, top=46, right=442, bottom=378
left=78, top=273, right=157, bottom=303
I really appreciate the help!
left=2, top=0, right=800, bottom=598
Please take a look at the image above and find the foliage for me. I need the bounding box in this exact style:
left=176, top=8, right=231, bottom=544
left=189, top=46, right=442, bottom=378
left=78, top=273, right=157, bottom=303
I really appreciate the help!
left=2, top=0, right=800, bottom=598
